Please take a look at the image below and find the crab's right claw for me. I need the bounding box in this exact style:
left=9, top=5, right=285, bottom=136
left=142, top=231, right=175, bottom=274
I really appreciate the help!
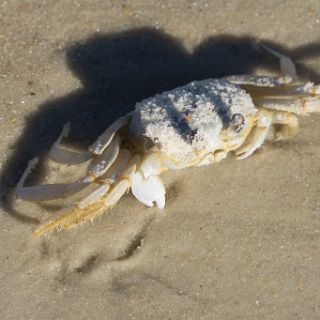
left=131, top=171, right=166, bottom=209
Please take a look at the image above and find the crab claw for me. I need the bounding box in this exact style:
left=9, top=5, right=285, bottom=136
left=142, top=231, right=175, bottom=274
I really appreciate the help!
left=131, top=171, right=166, bottom=209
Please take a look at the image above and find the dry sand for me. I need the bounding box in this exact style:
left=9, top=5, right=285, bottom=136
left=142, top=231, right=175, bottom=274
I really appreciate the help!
left=1, top=1, right=320, bottom=319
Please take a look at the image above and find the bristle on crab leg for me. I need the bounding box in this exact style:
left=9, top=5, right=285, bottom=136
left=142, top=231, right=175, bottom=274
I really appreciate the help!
left=32, top=180, right=130, bottom=237
left=32, top=156, right=140, bottom=237
left=32, top=202, right=104, bottom=237
left=63, top=179, right=130, bottom=229
left=89, top=113, right=131, bottom=155
left=49, top=123, right=91, bottom=165
left=63, top=158, right=140, bottom=229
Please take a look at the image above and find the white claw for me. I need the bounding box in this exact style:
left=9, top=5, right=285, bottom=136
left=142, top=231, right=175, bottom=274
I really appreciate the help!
left=131, top=171, right=166, bottom=208
left=155, top=193, right=165, bottom=209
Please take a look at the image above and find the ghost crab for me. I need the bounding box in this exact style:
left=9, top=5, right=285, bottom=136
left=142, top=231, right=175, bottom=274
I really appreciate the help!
left=16, top=44, right=320, bottom=236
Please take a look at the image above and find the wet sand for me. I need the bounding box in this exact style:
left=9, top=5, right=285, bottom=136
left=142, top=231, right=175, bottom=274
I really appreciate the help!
left=1, top=1, right=320, bottom=319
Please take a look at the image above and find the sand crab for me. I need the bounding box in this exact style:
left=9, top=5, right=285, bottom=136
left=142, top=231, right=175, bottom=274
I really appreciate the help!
left=16, top=44, right=320, bottom=236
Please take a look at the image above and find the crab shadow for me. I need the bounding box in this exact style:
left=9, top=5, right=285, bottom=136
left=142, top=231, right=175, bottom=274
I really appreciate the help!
left=1, top=27, right=320, bottom=223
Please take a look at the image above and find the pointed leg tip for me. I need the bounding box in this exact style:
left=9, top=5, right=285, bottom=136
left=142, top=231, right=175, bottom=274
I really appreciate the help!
left=32, top=226, right=49, bottom=237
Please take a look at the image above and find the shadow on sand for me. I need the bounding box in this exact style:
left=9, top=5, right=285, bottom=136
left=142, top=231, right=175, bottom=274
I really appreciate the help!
left=1, top=27, right=320, bottom=223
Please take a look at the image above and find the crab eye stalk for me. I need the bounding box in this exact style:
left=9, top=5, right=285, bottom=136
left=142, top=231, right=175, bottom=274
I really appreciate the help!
left=230, top=113, right=245, bottom=133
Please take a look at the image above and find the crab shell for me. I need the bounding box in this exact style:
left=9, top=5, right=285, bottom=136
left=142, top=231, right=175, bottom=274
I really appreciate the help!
left=129, top=79, right=257, bottom=167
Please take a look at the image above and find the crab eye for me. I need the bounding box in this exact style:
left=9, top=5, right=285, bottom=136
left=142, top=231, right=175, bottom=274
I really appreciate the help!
left=230, top=113, right=245, bottom=133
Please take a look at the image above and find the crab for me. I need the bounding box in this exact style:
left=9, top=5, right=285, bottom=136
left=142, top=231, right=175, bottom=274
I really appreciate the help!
left=16, top=44, right=320, bottom=236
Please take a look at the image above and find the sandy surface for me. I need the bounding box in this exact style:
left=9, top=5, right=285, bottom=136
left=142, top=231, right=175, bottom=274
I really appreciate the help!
left=1, top=1, right=320, bottom=319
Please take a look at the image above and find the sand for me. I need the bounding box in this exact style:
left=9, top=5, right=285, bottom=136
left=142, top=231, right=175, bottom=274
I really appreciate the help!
left=1, top=1, right=320, bottom=319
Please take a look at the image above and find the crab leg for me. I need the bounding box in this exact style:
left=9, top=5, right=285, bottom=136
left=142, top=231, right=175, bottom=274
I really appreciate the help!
left=85, top=134, right=121, bottom=182
left=16, top=134, right=121, bottom=201
left=225, top=75, right=293, bottom=87
left=77, top=184, right=110, bottom=209
left=236, top=109, right=272, bottom=159
left=254, top=96, right=320, bottom=115
left=101, top=148, right=131, bottom=184
left=64, top=180, right=131, bottom=230
left=32, top=155, right=140, bottom=236
left=58, top=180, right=131, bottom=230
left=235, top=108, right=302, bottom=158
left=15, top=157, right=91, bottom=201
left=271, top=112, right=299, bottom=140
left=225, top=43, right=297, bottom=88
left=32, top=200, right=107, bottom=237
left=259, top=43, right=297, bottom=80
left=89, top=113, right=131, bottom=155
left=16, top=179, right=91, bottom=201
left=49, top=123, right=91, bottom=165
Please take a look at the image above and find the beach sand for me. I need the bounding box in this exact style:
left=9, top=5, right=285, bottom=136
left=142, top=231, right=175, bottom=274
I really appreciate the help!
left=1, top=1, right=320, bottom=319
